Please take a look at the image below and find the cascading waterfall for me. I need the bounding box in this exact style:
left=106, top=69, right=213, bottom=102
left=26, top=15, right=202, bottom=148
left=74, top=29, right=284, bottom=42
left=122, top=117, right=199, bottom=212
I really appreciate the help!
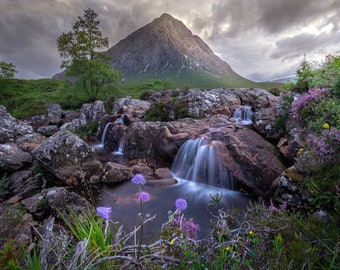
left=171, top=138, right=234, bottom=190
left=233, top=105, right=252, bottom=125
left=101, top=122, right=112, bottom=146
left=113, top=133, right=125, bottom=156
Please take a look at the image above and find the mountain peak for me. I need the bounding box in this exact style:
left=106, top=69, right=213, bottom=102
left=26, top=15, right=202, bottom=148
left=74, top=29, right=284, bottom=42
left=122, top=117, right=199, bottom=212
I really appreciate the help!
left=158, top=13, right=174, bottom=20
left=107, top=14, right=245, bottom=85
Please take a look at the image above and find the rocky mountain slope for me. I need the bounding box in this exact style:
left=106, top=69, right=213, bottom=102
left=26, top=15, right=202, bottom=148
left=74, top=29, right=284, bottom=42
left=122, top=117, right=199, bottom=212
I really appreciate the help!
left=107, top=13, right=250, bottom=85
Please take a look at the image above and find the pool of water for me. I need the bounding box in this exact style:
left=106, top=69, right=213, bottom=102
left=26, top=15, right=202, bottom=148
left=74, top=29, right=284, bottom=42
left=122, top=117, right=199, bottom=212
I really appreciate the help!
left=96, top=178, right=250, bottom=243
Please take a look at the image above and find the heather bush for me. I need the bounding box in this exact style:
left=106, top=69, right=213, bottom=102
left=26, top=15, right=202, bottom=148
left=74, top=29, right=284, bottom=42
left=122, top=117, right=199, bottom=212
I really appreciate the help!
left=290, top=88, right=329, bottom=117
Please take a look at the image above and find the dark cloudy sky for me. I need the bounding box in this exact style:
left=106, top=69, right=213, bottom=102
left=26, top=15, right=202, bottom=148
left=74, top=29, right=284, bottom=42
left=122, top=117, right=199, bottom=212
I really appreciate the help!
left=1, top=0, right=339, bottom=81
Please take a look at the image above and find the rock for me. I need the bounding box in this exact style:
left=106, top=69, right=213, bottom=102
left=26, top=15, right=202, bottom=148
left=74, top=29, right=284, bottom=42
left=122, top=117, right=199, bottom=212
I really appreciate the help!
left=130, top=159, right=154, bottom=178
left=46, top=103, right=62, bottom=125
left=184, top=88, right=240, bottom=118
left=62, top=110, right=81, bottom=124
left=22, top=193, right=45, bottom=215
left=221, top=126, right=284, bottom=196
left=45, top=187, right=93, bottom=215
left=59, top=118, right=85, bottom=131
left=232, top=88, right=282, bottom=139
left=0, top=143, right=33, bottom=171
left=24, top=114, right=49, bottom=131
left=31, top=131, right=103, bottom=185
left=146, top=178, right=178, bottom=186
left=0, top=203, right=34, bottom=247
left=21, top=186, right=93, bottom=219
left=36, top=125, right=59, bottom=137
left=273, top=166, right=311, bottom=211
left=0, top=105, right=34, bottom=143
left=3, top=170, right=43, bottom=198
left=112, top=97, right=151, bottom=120
left=80, top=100, right=107, bottom=123
left=154, top=167, right=173, bottom=179
left=98, top=116, right=128, bottom=151
left=15, top=132, right=47, bottom=152
left=102, top=162, right=134, bottom=183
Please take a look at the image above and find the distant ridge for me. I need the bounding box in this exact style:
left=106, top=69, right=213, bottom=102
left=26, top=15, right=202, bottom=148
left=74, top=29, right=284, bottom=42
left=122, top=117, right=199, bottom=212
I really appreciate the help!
left=107, top=13, right=252, bottom=87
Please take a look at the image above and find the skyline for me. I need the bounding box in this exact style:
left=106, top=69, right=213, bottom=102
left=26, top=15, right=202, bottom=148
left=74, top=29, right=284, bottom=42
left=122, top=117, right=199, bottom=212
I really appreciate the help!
left=0, top=0, right=339, bottom=82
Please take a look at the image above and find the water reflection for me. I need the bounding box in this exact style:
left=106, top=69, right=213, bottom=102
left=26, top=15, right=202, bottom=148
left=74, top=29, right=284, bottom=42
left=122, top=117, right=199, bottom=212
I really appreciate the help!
left=96, top=178, right=250, bottom=243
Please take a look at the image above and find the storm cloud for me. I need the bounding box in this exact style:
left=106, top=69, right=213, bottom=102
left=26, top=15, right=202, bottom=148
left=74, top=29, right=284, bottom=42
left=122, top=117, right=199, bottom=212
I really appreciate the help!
left=0, top=0, right=339, bottom=81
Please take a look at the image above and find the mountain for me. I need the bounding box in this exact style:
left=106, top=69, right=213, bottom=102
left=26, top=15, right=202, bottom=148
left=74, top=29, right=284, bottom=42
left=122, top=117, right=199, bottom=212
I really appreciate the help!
left=271, top=76, right=296, bottom=83
left=107, top=13, right=252, bottom=88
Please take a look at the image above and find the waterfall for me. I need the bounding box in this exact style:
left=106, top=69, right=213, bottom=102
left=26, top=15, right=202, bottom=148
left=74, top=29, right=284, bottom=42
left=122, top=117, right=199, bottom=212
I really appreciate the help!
left=101, top=122, right=112, bottom=146
left=233, top=105, right=252, bottom=125
left=113, top=133, right=125, bottom=156
left=171, top=138, right=234, bottom=190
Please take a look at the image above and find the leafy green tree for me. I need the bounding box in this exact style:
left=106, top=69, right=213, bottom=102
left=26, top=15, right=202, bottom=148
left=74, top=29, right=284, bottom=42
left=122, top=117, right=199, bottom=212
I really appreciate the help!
left=308, top=52, right=340, bottom=97
left=0, top=61, right=17, bottom=79
left=295, top=54, right=313, bottom=93
left=57, top=8, right=121, bottom=102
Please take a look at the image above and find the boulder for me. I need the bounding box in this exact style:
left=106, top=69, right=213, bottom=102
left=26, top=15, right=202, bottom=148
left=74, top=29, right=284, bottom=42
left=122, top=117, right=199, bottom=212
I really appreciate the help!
left=0, top=203, right=34, bottom=247
left=112, top=97, right=151, bottom=120
left=231, top=88, right=282, bottom=139
left=101, top=162, right=134, bottom=183
left=97, top=114, right=130, bottom=151
left=46, top=103, right=62, bottom=125
left=24, top=114, right=49, bottom=131
left=15, top=132, right=47, bottom=152
left=220, top=126, right=284, bottom=196
left=80, top=100, right=107, bottom=123
left=31, top=131, right=103, bottom=185
left=21, top=187, right=93, bottom=218
left=4, top=170, right=43, bottom=198
left=0, top=105, right=34, bottom=143
left=273, top=166, right=311, bottom=211
left=36, top=125, right=59, bottom=137
left=0, top=143, right=33, bottom=171
left=124, top=121, right=171, bottom=161
left=45, top=187, right=93, bottom=214
left=184, top=88, right=240, bottom=118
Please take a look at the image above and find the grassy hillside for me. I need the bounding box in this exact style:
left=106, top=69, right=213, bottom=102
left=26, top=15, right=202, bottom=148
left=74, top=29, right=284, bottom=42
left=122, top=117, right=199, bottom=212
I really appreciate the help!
left=0, top=76, right=283, bottom=119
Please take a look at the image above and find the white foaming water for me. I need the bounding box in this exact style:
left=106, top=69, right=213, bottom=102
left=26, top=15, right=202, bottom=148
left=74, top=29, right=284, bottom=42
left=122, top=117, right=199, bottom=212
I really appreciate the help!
left=233, top=105, right=252, bottom=125
left=101, top=122, right=112, bottom=146
left=171, top=138, right=234, bottom=190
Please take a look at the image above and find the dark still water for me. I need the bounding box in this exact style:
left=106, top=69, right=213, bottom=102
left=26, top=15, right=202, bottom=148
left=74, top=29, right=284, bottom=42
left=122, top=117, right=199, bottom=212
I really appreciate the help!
left=96, top=178, right=250, bottom=243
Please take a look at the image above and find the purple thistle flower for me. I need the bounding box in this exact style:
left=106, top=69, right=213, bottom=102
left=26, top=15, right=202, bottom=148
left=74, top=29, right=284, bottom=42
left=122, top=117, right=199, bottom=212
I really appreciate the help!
left=175, top=198, right=187, bottom=211
left=96, top=207, right=112, bottom=220
left=138, top=191, right=150, bottom=202
left=131, top=174, right=146, bottom=185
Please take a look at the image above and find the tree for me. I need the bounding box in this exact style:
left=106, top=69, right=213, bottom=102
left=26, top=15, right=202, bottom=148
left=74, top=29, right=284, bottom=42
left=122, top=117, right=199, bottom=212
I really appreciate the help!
left=308, top=52, right=340, bottom=96
left=0, top=61, right=17, bottom=79
left=57, top=8, right=121, bottom=102
left=295, top=54, right=313, bottom=93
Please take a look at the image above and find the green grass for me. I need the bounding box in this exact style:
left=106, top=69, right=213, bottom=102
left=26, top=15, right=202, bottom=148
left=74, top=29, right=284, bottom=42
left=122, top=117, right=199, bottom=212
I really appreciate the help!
left=0, top=75, right=283, bottom=119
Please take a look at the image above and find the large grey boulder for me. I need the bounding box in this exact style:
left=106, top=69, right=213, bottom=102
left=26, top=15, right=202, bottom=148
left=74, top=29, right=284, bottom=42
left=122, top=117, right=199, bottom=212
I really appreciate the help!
left=184, top=88, right=240, bottom=118
left=0, top=105, right=34, bottom=143
left=0, top=143, right=33, bottom=171
left=32, top=131, right=103, bottom=185
left=80, top=100, right=107, bottom=123
left=112, top=96, right=151, bottom=119
left=46, top=103, right=62, bottom=125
